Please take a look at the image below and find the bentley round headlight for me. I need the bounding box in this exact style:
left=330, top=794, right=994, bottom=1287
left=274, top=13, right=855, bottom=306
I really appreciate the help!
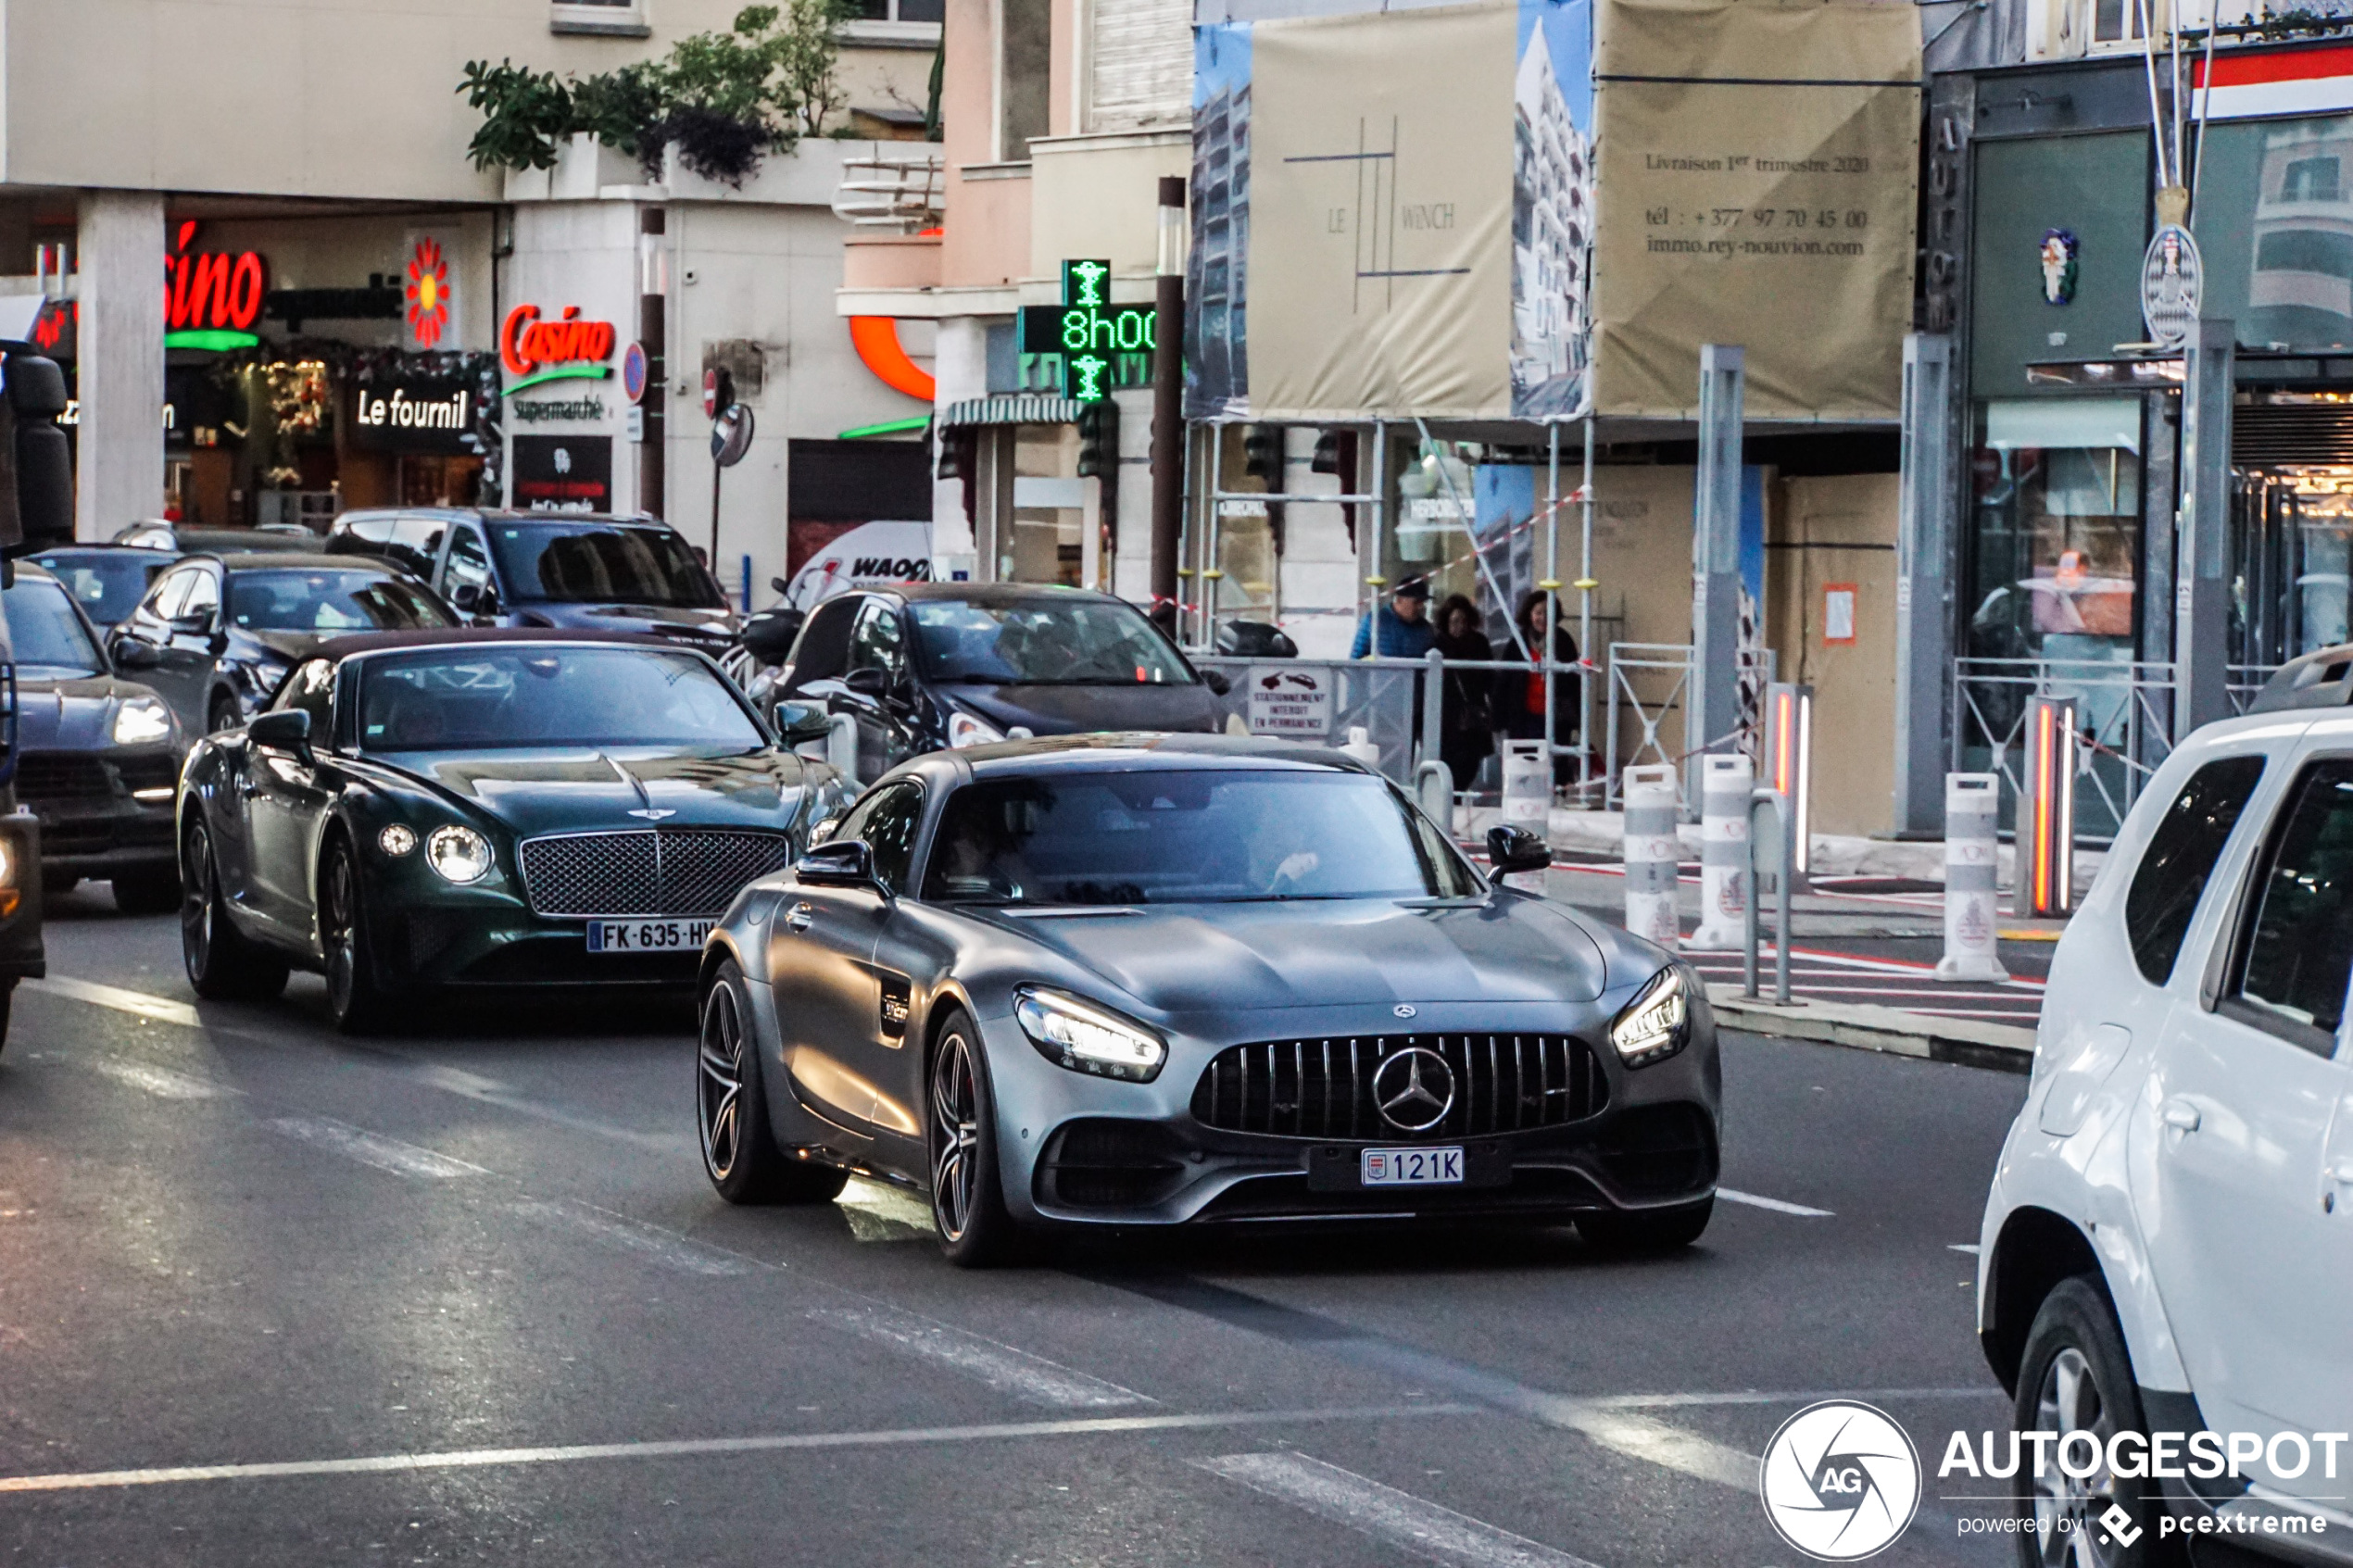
left=424, top=825, right=493, bottom=884
left=112, top=696, right=174, bottom=746
left=1014, top=987, right=1166, bottom=1082
left=379, top=824, right=418, bottom=859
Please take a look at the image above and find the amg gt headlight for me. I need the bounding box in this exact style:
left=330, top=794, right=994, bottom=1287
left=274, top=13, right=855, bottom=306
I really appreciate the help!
left=1609, top=965, right=1693, bottom=1068
left=947, top=709, right=1005, bottom=749
left=111, top=696, right=173, bottom=746
left=1014, top=987, right=1166, bottom=1082
left=424, top=825, right=494, bottom=884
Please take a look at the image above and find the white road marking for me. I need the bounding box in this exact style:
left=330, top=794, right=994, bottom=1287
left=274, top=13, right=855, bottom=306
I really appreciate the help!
left=382, top=1060, right=689, bottom=1154
left=1716, top=1187, right=1833, bottom=1217
left=1949, top=1243, right=1982, bottom=1254
left=25, top=976, right=203, bottom=1028
left=811, top=1305, right=1152, bottom=1408
left=1197, top=1451, right=1603, bottom=1568
left=0, top=1404, right=1479, bottom=1495
left=836, top=1177, right=933, bottom=1243
left=510, top=1200, right=753, bottom=1277
left=87, top=1059, right=240, bottom=1101
left=266, top=1117, right=487, bottom=1181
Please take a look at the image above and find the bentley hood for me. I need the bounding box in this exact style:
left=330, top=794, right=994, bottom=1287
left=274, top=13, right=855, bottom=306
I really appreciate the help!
left=372, top=746, right=809, bottom=840
left=988, top=896, right=1608, bottom=1012
left=945, top=682, right=1221, bottom=737
left=16, top=673, right=180, bottom=753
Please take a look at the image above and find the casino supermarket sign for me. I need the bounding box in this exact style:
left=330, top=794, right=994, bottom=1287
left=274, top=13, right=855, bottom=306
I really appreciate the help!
left=501, top=304, right=617, bottom=392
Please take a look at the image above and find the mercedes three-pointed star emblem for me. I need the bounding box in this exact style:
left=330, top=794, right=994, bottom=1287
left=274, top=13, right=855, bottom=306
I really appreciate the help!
left=1370, top=1047, right=1456, bottom=1134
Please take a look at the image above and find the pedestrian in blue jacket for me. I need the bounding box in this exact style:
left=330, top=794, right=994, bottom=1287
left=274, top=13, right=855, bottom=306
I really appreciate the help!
left=1350, top=578, right=1436, bottom=659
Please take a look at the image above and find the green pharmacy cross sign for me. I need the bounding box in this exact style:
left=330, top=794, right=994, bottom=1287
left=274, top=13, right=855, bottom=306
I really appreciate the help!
left=1017, top=259, right=1157, bottom=402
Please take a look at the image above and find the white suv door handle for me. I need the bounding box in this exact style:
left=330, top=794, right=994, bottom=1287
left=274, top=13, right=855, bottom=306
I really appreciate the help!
left=784, top=904, right=813, bottom=932
left=2161, top=1099, right=2203, bottom=1133
left=2328, top=1160, right=2353, bottom=1185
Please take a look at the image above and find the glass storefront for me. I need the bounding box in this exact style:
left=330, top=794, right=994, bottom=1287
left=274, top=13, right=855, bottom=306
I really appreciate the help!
left=2194, top=111, right=2353, bottom=353
left=1965, top=397, right=2144, bottom=663
left=2233, top=461, right=2353, bottom=672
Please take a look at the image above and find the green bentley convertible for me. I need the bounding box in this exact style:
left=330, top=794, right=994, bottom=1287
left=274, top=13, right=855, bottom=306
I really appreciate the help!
left=176, top=628, right=851, bottom=1033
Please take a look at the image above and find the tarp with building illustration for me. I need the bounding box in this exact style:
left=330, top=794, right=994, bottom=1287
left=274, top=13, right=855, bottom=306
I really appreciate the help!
left=1185, top=0, right=1918, bottom=424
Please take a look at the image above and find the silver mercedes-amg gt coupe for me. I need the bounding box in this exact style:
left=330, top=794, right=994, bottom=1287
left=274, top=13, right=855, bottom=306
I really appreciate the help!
left=695, top=734, right=1720, bottom=1265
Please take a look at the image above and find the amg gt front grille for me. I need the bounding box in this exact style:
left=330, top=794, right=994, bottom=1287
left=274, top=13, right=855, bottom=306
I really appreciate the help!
left=517, top=829, right=793, bottom=917
left=1190, top=1034, right=1608, bottom=1141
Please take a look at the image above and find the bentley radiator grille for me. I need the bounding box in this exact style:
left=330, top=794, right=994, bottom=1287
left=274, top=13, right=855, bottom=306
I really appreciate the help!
left=518, top=829, right=793, bottom=918
left=1190, top=1034, right=1608, bottom=1140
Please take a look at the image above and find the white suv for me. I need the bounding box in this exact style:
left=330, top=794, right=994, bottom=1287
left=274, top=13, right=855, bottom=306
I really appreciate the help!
left=1978, top=653, right=2353, bottom=1565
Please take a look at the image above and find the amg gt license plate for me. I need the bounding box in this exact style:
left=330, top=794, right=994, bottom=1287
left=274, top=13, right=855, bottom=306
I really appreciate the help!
left=585, top=919, right=714, bottom=954
left=1360, top=1148, right=1465, bottom=1186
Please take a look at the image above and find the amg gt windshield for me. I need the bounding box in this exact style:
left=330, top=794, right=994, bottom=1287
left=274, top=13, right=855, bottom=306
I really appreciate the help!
left=2, top=578, right=105, bottom=677
left=228, top=571, right=454, bottom=633
left=489, top=523, right=724, bottom=608
left=909, top=599, right=1193, bottom=685
left=922, top=770, right=1477, bottom=905
left=358, top=646, right=764, bottom=752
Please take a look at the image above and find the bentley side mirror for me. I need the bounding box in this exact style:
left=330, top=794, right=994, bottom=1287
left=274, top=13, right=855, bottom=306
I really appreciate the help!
left=1487, top=824, right=1553, bottom=878
left=772, top=700, right=832, bottom=745
left=794, top=837, right=882, bottom=893
left=247, top=709, right=312, bottom=762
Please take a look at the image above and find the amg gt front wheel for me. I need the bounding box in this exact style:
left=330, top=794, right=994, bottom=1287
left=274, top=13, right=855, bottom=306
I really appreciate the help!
left=181, top=821, right=288, bottom=1002
left=927, top=1010, right=1023, bottom=1268
left=698, top=960, right=846, bottom=1206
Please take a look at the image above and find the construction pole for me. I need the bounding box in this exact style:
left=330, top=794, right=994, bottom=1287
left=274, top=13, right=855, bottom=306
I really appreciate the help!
left=1689, top=345, right=1746, bottom=809
left=1544, top=423, right=1560, bottom=799
left=1579, top=414, right=1597, bottom=794
left=1149, top=176, right=1187, bottom=631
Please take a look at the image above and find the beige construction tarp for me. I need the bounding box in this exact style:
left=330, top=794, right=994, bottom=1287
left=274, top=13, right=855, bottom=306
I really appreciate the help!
left=1589, top=0, right=1920, bottom=420
left=1245, top=1, right=1517, bottom=420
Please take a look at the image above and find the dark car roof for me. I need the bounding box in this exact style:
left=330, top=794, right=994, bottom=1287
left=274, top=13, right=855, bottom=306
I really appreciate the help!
left=171, top=528, right=321, bottom=551
left=184, top=551, right=402, bottom=572
left=31, top=544, right=176, bottom=559
left=914, top=733, right=1371, bottom=779
left=335, top=508, right=669, bottom=529
left=305, top=626, right=698, bottom=663
left=873, top=583, right=1136, bottom=609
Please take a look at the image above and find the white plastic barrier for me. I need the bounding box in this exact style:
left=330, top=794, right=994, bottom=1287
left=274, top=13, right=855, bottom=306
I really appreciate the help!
left=1935, top=772, right=2009, bottom=982
left=1687, top=753, right=1753, bottom=951
left=1502, top=740, right=1550, bottom=828
left=1621, top=763, right=1682, bottom=950
left=1340, top=725, right=1381, bottom=769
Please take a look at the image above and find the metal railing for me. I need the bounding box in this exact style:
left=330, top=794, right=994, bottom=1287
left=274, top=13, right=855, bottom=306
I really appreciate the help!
left=1602, top=643, right=1776, bottom=808
left=1952, top=657, right=2176, bottom=838
left=831, top=152, right=946, bottom=232
left=2229, top=662, right=2283, bottom=714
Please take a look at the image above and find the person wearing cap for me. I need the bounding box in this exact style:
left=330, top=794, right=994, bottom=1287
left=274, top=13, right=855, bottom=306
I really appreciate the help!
left=1349, top=578, right=1437, bottom=659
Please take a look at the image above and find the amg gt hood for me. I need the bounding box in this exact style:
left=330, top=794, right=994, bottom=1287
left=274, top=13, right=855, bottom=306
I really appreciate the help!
left=990, top=896, right=1607, bottom=1011
left=943, top=682, right=1221, bottom=737
left=15, top=674, right=174, bottom=753
left=373, top=747, right=807, bottom=839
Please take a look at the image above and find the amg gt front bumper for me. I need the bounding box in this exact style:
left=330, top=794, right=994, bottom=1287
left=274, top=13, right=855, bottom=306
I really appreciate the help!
left=970, top=998, right=1723, bottom=1229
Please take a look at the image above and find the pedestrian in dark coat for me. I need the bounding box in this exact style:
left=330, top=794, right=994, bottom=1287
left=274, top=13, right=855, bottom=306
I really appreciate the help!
left=1430, top=594, right=1493, bottom=793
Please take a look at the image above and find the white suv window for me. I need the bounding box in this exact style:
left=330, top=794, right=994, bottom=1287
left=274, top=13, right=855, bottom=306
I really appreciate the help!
left=2224, top=758, right=2353, bottom=1055
left=2123, top=756, right=2265, bottom=985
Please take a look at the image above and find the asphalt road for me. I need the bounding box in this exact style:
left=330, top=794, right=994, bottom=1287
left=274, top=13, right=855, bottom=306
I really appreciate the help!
left=2, top=885, right=2034, bottom=1568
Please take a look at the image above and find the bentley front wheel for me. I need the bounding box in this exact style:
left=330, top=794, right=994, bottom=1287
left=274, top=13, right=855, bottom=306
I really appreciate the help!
left=321, top=841, right=395, bottom=1035
left=181, top=822, right=288, bottom=1001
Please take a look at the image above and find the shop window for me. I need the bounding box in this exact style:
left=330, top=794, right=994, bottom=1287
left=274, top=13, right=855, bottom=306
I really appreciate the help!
left=849, top=0, right=944, bottom=22
left=551, top=0, right=649, bottom=37
left=2256, top=229, right=2353, bottom=280
left=1966, top=398, right=2142, bottom=664
left=2191, top=115, right=2353, bottom=352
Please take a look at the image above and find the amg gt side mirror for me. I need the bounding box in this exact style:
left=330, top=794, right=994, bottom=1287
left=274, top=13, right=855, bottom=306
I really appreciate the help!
left=1487, top=824, right=1553, bottom=877
left=247, top=708, right=312, bottom=762
left=794, top=837, right=881, bottom=892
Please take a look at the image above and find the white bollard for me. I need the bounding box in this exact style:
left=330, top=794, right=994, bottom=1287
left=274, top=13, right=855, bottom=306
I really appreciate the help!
left=1339, top=724, right=1381, bottom=769
left=1935, top=772, right=2009, bottom=982
left=1621, top=763, right=1682, bottom=950
left=1501, top=740, right=1550, bottom=828
left=1686, top=753, right=1753, bottom=950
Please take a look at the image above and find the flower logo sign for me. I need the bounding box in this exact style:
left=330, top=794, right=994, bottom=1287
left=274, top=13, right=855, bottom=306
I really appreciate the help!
left=2039, top=229, right=2079, bottom=307
left=408, top=237, right=452, bottom=349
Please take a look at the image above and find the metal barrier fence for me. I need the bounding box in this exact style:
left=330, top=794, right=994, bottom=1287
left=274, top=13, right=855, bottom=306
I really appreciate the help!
left=1602, top=643, right=1776, bottom=809
left=1952, top=656, right=2175, bottom=839
left=1189, top=653, right=1585, bottom=795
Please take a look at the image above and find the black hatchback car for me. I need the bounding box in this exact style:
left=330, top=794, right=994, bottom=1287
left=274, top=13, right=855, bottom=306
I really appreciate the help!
left=768, top=584, right=1226, bottom=780
left=323, top=509, right=738, bottom=661
left=108, top=554, right=457, bottom=735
